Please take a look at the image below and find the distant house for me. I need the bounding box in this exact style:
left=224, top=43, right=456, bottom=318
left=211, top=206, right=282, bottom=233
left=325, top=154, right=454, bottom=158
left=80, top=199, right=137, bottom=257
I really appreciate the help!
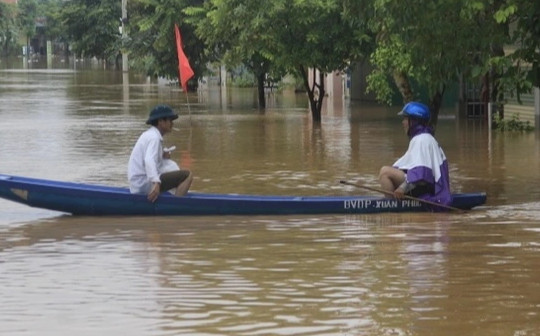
left=504, top=78, right=540, bottom=127
left=500, top=40, right=540, bottom=128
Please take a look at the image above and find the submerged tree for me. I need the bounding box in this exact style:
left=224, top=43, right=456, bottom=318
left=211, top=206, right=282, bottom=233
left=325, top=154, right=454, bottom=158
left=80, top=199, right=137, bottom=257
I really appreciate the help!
left=186, top=0, right=279, bottom=109
left=188, top=0, right=371, bottom=121
left=17, top=0, right=38, bottom=56
left=60, top=0, right=121, bottom=65
left=266, top=0, right=370, bottom=122
left=491, top=0, right=540, bottom=105
left=0, top=2, right=18, bottom=56
left=39, top=0, right=70, bottom=59
left=366, top=0, right=507, bottom=127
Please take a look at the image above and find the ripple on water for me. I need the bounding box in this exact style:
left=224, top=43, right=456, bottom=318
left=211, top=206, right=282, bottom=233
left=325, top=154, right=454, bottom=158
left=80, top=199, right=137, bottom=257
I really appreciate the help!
left=481, top=202, right=540, bottom=222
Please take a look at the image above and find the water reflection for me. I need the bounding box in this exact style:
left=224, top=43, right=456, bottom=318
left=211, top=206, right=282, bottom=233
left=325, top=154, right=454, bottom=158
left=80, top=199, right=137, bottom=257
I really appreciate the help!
left=1, top=211, right=538, bottom=335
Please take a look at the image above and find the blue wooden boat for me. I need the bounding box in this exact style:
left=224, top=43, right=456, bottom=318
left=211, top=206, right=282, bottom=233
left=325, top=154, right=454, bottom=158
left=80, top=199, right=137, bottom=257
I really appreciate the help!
left=0, top=174, right=486, bottom=216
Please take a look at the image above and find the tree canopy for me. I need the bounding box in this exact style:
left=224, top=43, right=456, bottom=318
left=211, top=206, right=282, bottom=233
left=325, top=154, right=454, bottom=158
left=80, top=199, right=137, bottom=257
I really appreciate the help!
left=61, top=0, right=121, bottom=62
left=186, top=0, right=281, bottom=109
left=366, top=0, right=512, bottom=125
left=187, top=0, right=372, bottom=121
left=127, top=0, right=206, bottom=82
left=0, top=1, right=18, bottom=56
left=6, top=0, right=540, bottom=124
left=492, top=0, right=540, bottom=102
left=266, top=0, right=372, bottom=121
left=17, top=0, right=38, bottom=50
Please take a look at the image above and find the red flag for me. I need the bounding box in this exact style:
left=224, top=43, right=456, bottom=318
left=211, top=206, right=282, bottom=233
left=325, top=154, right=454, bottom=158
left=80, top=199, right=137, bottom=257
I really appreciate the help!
left=174, top=24, right=194, bottom=92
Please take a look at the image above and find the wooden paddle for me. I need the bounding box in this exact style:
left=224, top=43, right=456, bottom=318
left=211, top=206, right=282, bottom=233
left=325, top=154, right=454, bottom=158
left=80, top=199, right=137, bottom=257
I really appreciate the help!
left=339, top=180, right=465, bottom=213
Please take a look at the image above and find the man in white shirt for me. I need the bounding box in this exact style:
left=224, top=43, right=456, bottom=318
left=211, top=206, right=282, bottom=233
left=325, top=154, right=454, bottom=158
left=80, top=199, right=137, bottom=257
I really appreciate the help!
left=128, top=105, right=193, bottom=202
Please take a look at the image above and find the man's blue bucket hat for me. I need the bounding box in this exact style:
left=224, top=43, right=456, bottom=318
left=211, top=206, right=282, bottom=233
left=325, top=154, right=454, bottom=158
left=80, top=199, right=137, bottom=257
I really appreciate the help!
left=146, top=105, right=179, bottom=124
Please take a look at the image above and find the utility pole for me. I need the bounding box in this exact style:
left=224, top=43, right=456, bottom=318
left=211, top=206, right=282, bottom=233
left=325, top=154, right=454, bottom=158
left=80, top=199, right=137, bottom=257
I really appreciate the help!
left=535, top=87, right=539, bottom=129
left=121, top=0, right=128, bottom=72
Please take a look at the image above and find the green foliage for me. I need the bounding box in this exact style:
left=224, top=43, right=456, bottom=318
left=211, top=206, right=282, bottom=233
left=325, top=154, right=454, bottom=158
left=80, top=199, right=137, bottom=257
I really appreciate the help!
left=365, top=0, right=516, bottom=125
left=39, top=0, right=67, bottom=42
left=229, top=68, right=256, bottom=87
left=493, top=113, right=534, bottom=132
left=10, top=0, right=538, bottom=126
left=266, top=0, right=372, bottom=119
left=491, top=57, right=534, bottom=104
left=17, top=0, right=38, bottom=41
left=127, top=0, right=206, bottom=81
left=494, top=1, right=540, bottom=98
left=494, top=4, right=517, bottom=23
left=363, top=0, right=540, bottom=122
left=369, top=0, right=489, bottom=92
left=186, top=0, right=371, bottom=113
left=185, top=0, right=278, bottom=106
left=267, top=0, right=370, bottom=74
left=365, top=69, right=394, bottom=105
left=0, top=2, right=19, bottom=56
left=60, top=0, right=121, bottom=62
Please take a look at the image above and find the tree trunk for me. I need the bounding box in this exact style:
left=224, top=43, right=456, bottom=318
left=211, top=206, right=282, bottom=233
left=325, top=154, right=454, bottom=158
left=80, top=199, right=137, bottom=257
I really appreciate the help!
left=314, top=71, right=325, bottom=122
left=393, top=71, right=414, bottom=102
left=64, top=43, right=70, bottom=63
left=256, top=72, right=266, bottom=109
left=115, top=53, right=121, bottom=70
left=299, top=65, right=324, bottom=123
left=428, top=88, right=445, bottom=131
left=394, top=70, right=446, bottom=130
left=491, top=45, right=505, bottom=120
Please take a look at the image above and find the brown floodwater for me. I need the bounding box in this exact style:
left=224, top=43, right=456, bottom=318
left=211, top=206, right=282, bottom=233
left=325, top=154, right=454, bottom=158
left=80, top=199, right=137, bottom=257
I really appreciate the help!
left=0, top=61, right=539, bottom=335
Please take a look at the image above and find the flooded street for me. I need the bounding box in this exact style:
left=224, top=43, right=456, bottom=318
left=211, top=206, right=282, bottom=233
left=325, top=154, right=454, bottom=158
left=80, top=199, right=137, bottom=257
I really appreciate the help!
left=0, top=62, right=539, bottom=335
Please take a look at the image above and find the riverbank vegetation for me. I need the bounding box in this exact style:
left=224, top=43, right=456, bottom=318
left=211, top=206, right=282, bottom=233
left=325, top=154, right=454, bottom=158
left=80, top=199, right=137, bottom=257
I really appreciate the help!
left=493, top=113, right=535, bottom=132
left=0, top=0, right=538, bottom=125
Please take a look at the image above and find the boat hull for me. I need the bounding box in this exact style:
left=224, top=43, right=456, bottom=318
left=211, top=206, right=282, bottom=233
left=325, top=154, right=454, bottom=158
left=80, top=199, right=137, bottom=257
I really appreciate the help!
left=0, top=174, right=487, bottom=216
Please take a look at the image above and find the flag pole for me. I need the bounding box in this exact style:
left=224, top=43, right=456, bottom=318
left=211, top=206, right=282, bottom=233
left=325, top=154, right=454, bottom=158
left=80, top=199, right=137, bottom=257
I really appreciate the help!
left=174, top=23, right=195, bottom=123
left=184, top=88, right=191, bottom=122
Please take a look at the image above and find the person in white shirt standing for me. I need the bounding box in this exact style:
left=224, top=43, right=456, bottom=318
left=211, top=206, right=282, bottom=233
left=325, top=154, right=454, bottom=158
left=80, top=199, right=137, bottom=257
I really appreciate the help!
left=128, top=105, right=193, bottom=202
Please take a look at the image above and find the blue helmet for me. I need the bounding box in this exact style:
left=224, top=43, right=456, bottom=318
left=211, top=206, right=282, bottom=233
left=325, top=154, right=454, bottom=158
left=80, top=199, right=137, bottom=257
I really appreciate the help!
left=397, top=102, right=430, bottom=120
